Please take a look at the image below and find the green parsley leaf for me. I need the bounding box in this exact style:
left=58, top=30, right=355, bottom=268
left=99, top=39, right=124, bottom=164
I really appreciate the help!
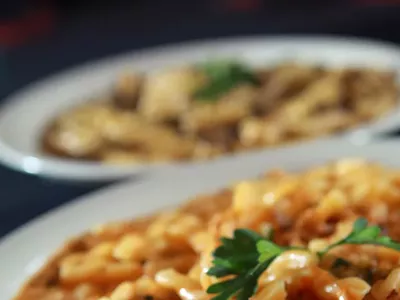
left=194, top=61, right=259, bottom=101
left=319, top=218, right=400, bottom=257
left=206, top=218, right=400, bottom=300
left=256, top=240, right=283, bottom=263
left=206, top=229, right=287, bottom=300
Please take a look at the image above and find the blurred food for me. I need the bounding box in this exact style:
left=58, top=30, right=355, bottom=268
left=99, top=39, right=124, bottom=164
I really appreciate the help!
left=41, top=61, right=399, bottom=164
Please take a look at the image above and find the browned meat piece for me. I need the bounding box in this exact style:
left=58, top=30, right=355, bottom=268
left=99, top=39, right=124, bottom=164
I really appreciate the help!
left=113, top=73, right=143, bottom=110
left=255, top=63, right=321, bottom=113
left=138, top=67, right=206, bottom=122
left=180, top=85, right=257, bottom=134
left=42, top=103, right=123, bottom=159
left=345, top=69, right=398, bottom=115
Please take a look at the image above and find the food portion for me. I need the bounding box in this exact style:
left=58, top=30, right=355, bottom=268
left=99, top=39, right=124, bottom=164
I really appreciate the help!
left=42, top=62, right=399, bottom=164
left=14, top=159, right=400, bottom=299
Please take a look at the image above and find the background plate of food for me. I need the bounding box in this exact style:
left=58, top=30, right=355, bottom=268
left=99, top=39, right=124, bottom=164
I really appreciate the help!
left=0, top=35, right=400, bottom=182
left=4, top=138, right=400, bottom=299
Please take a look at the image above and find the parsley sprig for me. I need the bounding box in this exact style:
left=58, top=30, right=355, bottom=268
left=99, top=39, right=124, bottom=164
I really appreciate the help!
left=194, top=61, right=259, bottom=101
left=206, top=218, right=400, bottom=300
left=206, top=229, right=285, bottom=300
left=317, top=218, right=400, bottom=257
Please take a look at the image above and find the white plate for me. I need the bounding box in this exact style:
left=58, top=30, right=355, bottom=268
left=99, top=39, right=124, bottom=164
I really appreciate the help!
left=2, top=138, right=400, bottom=299
left=1, top=35, right=400, bottom=182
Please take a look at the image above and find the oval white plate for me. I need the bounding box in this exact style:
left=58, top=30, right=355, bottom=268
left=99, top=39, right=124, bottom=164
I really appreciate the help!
left=1, top=35, right=400, bottom=182
left=2, top=138, right=400, bottom=298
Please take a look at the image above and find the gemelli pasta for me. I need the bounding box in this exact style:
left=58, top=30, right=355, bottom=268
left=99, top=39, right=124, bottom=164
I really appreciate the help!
left=14, top=159, right=400, bottom=299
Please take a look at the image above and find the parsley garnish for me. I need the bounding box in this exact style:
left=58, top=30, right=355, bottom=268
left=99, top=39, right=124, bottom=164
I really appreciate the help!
left=206, top=229, right=286, bottom=300
left=194, top=61, right=259, bottom=101
left=206, top=218, right=400, bottom=300
left=317, top=218, right=400, bottom=257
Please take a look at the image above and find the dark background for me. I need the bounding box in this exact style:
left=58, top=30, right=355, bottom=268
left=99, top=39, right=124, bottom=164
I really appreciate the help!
left=1, top=1, right=400, bottom=238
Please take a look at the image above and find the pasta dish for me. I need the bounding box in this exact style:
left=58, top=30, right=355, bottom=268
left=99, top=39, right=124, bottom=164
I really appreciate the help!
left=41, top=61, right=398, bottom=164
left=14, top=159, right=400, bottom=299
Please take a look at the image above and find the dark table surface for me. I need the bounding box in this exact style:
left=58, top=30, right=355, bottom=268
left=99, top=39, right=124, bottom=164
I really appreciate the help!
left=1, top=5, right=400, bottom=238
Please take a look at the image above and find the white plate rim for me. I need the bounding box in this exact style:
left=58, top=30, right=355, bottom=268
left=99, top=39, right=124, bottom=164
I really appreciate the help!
left=1, top=34, right=400, bottom=182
